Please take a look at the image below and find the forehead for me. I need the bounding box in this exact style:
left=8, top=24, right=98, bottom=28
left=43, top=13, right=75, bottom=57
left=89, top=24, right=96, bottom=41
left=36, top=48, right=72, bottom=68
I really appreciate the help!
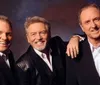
left=79, top=7, right=100, bottom=24
left=0, top=20, right=12, bottom=32
left=80, top=7, right=100, bottom=19
left=27, top=22, right=47, bottom=32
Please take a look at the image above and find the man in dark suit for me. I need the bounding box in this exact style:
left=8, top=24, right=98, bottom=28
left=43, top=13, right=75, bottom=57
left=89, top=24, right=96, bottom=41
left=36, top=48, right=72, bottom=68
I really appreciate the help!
left=66, top=3, right=100, bottom=85
left=16, top=16, right=67, bottom=85
left=0, top=15, right=19, bottom=85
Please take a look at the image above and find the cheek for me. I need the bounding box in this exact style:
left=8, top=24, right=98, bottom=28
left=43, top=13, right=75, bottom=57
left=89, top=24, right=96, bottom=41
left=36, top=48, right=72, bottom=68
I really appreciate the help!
left=81, top=25, right=89, bottom=32
left=97, top=23, right=100, bottom=27
left=44, top=35, right=49, bottom=41
left=28, top=37, right=37, bottom=44
left=27, top=35, right=33, bottom=42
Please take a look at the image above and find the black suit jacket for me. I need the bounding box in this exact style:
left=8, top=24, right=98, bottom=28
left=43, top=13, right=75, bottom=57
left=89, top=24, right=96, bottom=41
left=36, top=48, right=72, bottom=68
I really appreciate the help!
left=16, top=36, right=66, bottom=85
left=66, top=39, right=100, bottom=85
left=0, top=50, right=20, bottom=85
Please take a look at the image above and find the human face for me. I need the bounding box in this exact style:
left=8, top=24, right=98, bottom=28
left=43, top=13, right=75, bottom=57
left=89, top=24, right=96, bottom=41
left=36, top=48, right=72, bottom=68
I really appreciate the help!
left=0, top=20, right=12, bottom=52
left=80, top=7, right=100, bottom=41
left=26, top=22, right=49, bottom=51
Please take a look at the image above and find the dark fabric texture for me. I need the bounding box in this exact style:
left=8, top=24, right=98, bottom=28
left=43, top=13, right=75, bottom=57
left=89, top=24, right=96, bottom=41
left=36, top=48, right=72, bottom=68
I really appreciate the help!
left=16, top=36, right=66, bottom=85
left=66, top=39, right=100, bottom=85
left=0, top=50, right=20, bottom=85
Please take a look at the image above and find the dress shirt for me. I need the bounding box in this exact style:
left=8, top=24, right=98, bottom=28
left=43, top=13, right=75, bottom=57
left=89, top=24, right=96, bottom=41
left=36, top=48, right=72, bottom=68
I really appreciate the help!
left=89, top=42, right=100, bottom=76
left=0, top=52, right=10, bottom=67
left=34, top=48, right=53, bottom=71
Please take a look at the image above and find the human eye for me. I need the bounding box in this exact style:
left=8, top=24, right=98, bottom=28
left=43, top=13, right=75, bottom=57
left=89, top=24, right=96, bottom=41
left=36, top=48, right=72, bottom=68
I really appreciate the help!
left=40, top=30, right=47, bottom=35
left=30, top=32, right=36, bottom=36
left=0, top=31, right=3, bottom=35
left=84, top=20, right=90, bottom=24
left=94, top=17, right=100, bottom=21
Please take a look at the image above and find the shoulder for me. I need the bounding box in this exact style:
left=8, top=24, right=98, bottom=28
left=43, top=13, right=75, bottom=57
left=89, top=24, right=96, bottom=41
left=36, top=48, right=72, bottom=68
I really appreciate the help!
left=50, top=36, right=65, bottom=48
left=16, top=47, right=32, bottom=71
left=16, top=50, right=29, bottom=63
left=16, top=46, right=33, bottom=62
left=16, top=53, right=30, bottom=71
left=79, top=38, right=89, bottom=48
left=50, top=36, right=63, bottom=42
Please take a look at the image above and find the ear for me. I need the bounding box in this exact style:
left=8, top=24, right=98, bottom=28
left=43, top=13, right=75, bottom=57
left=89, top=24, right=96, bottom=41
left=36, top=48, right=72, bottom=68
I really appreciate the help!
left=79, top=23, right=84, bottom=32
left=26, top=34, right=30, bottom=43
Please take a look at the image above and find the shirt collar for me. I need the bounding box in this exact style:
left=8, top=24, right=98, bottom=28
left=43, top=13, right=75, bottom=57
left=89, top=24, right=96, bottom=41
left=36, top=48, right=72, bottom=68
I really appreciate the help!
left=0, top=52, right=4, bottom=56
left=33, top=48, right=52, bottom=57
left=88, top=40, right=100, bottom=52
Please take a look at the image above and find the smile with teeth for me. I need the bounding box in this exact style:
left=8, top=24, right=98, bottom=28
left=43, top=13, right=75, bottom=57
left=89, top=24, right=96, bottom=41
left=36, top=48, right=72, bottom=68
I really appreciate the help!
left=0, top=41, right=8, bottom=46
left=35, top=41, right=45, bottom=45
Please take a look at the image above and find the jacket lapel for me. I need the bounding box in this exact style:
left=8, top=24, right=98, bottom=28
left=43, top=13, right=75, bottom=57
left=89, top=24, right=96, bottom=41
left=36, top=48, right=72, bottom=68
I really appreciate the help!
left=28, top=46, right=53, bottom=76
left=0, top=56, right=16, bottom=85
left=76, top=40, right=100, bottom=83
left=82, top=40, right=99, bottom=76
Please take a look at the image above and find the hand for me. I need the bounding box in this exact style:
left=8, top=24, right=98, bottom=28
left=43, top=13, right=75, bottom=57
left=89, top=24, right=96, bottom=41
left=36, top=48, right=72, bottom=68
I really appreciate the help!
left=66, top=36, right=79, bottom=58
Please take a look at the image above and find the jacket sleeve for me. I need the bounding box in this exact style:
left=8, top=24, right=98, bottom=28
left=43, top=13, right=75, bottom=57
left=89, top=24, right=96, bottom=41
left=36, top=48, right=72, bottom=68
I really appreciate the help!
left=66, top=56, right=78, bottom=85
left=16, top=54, right=40, bottom=85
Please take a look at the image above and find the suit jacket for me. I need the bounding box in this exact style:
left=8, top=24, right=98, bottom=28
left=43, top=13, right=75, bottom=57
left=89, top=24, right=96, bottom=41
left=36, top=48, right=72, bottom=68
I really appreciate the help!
left=66, top=39, right=100, bottom=85
left=0, top=50, right=20, bottom=85
left=16, top=36, right=66, bottom=85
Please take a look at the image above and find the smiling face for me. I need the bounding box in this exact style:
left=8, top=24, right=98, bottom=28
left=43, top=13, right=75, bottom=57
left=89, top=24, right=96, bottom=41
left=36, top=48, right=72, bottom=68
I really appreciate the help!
left=0, top=20, right=12, bottom=52
left=26, top=22, right=49, bottom=51
left=79, top=7, right=100, bottom=41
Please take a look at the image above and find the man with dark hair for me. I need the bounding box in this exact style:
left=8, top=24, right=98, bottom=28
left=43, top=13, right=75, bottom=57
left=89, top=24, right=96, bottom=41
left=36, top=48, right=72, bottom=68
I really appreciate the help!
left=0, top=15, right=19, bottom=85
left=66, top=3, right=100, bottom=85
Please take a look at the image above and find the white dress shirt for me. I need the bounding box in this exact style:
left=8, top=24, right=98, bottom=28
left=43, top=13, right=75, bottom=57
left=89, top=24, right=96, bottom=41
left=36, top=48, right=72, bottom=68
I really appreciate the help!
left=34, top=48, right=53, bottom=71
left=89, top=42, right=100, bottom=76
left=0, top=52, right=10, bottom=67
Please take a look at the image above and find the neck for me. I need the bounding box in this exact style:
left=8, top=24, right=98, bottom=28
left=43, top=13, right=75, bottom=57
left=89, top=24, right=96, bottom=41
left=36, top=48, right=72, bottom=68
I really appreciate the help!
left=42, top=49, right=49, bottom=54
left=41, top=45, right=50, bottom=54
left=88, top=37, right=100, bottom=47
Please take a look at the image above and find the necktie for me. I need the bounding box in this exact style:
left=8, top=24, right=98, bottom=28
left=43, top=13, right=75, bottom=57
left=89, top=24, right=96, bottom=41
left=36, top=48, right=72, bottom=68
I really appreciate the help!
left=2, top=54, right=7, bottom=61
left=1, top=53, right=10, bottom=67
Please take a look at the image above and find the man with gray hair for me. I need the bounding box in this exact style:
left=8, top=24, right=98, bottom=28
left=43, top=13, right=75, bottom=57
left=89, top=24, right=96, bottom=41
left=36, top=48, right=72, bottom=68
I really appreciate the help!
left=16, top=16, right=67, bottom=85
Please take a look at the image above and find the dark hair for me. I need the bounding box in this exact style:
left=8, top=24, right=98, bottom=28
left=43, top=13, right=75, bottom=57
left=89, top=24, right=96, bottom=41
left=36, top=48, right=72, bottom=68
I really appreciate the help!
left=0, top=15, right=12, bottom=28
left=78, top=3, right=100, bottom=24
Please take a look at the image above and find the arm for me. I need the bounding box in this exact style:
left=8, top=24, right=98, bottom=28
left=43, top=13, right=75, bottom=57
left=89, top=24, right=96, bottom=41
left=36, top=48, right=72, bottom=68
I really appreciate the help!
left=16, top=55, right=38, bottom=85
left=66, top=34, right=85, bottom=58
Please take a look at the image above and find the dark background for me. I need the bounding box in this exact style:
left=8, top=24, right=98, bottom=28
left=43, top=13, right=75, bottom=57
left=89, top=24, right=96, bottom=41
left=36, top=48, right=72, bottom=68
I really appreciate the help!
left=0, top=0, right=100, bottom=60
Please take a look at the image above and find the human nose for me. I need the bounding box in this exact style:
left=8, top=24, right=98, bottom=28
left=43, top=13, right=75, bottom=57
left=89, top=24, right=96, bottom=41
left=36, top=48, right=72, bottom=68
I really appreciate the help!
left=91, top=21, right=96, bottom=28
left=36, top=33, right=42, bottom=39
left=2, top=34, right=7, bottom=40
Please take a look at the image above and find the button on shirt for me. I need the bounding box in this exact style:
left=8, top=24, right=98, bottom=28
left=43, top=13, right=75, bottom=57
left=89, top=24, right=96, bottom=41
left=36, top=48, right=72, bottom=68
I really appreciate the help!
left=0, top=52, right=10, bottom=67
left=34, top=48, right=53, bottom=71
left=89, top=42, right=100, bottom=76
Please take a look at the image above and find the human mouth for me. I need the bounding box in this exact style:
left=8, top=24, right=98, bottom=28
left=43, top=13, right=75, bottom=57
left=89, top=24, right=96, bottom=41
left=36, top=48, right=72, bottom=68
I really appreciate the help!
left=91, top=29, right=99, bottom=32
left=35, top=41, right=45, bottom=45
left=0, top=41, right=10, bottom=46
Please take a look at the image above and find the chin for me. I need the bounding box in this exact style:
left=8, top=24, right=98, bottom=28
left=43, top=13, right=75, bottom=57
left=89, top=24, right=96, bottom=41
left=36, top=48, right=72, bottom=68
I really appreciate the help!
left=36, top=47, right=46, bottom=51
left=0, top=49, right=7, bottom=52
